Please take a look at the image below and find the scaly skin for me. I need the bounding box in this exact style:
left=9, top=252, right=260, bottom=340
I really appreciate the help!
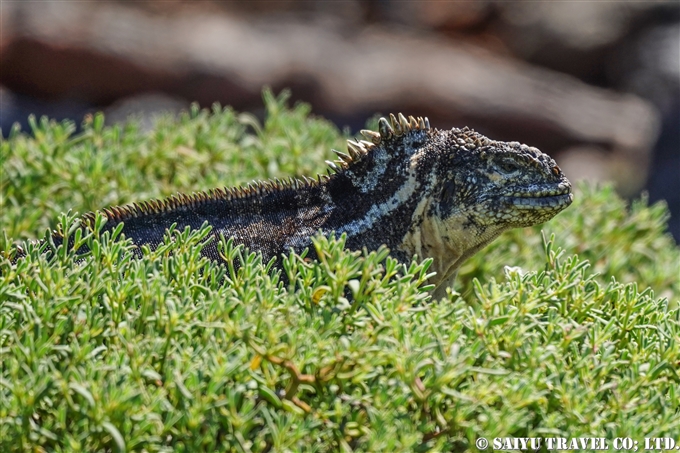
left=40, top=113, right=574, bottom=297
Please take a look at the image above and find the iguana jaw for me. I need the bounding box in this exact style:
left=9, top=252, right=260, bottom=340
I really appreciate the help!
left=494, top=179, right=573, bottom=227
left=505, top=192, right=573, bottom=209
left=502, top=180, right=572, bottom=209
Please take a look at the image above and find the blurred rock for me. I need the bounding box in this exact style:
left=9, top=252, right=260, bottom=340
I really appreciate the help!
left=0, top=85, right=93, bottom=136
left=382, top=1, right=493, bottom=30
left=557, top=146, right=611, bottom=185
left=0, top=1, right=668, bottom=196
left=2, top=3, right=657, bottom=147
left=616, top=22, right=679, bottom=241
left=645, top=102, right=680, bottom=241
left=492, top=1, right=679, bottom=85
left=611, top=23, right=680, bottom=115
left=498, top=2, right=644, bottom=50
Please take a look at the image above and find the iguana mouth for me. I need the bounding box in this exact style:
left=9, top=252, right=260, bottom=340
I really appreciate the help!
left=506, top=193, right=573, bottom=209
left=504, top=183, right=573, bottom=209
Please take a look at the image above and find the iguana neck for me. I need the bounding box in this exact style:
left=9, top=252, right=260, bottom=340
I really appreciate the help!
left=321, top=145, right=425, bottom=261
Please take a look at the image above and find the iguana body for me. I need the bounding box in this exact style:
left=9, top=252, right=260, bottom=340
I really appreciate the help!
left=59, top=114, right=573, bottom=297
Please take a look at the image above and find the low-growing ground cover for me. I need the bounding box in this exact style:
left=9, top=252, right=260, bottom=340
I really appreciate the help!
left=1, top=91, right=679, bottom=452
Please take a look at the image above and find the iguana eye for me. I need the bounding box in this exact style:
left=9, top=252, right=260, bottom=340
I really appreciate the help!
left=498, top=160, right=520, bottom=174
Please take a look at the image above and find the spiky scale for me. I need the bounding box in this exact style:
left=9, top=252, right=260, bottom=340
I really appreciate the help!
left=332, top=149, right=352, bottom=162
left=378, top=118, right=393, bottom=138
left=325, top=160, right=341, bottom=172
left=360, top=129, right=381, bottom=145
left=408, top=116, right=418, bottom=129
left=347, top=140, right=365, bottom=159
left=389, top=113, right=402, bottom=135
left=398, top=113, right=409, bottom=131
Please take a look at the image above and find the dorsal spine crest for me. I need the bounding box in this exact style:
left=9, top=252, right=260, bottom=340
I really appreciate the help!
left=81, top=113, right=431, bottom=229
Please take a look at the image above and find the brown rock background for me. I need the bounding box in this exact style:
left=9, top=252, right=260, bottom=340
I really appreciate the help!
left=1, top=1, right=678, bottom=238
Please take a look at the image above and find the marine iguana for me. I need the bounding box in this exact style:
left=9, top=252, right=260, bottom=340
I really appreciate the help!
left=32, top=113, right=573, bottom=297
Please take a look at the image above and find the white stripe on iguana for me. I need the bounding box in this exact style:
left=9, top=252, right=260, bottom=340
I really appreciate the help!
left=337, top=168, right=420, bottom=237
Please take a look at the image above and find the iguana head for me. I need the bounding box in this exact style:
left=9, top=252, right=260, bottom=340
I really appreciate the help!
left=335, top=113, right=573, bottom=298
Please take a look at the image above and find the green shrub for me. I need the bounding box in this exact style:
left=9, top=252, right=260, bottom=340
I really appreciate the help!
left=1, top=91, right=678, bottom=452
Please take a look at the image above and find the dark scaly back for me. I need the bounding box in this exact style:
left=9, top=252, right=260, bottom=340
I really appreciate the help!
left=83, top=180, right=332, bottom=263
left=63, top=113, right=433, bottom=263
